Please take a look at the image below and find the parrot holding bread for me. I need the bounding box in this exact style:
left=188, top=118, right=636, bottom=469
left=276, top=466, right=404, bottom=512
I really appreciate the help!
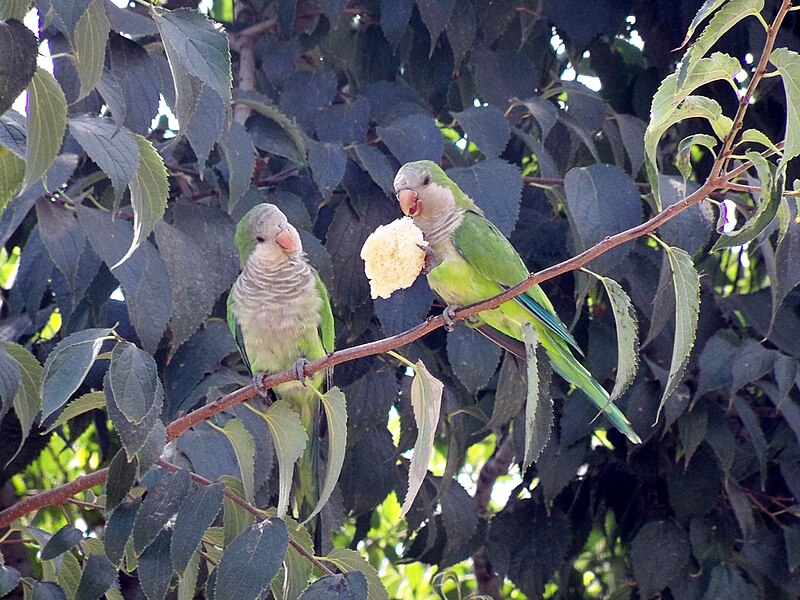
left=227, top=203, right=337, bottom=525
left=393, top=160, right=641, bottom=444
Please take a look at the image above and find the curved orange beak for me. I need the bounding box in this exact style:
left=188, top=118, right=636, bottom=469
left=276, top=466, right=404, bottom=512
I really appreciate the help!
left=398, top=189, right=420, bottom=217
left=275, top=228, right=296, bottom=253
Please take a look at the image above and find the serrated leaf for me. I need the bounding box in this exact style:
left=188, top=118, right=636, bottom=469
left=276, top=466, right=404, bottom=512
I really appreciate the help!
left=68, top=116, right=139, bottom=204
left=56, top=543, right=81, bottom=598
left=770, top=47, right=800, bottom=173
left=41, top=328, right=112, bottom=421
left=74, top=553, right=117, bottom=600
left=152, top=8, right=231, bottom=109
left=44, top=391, right=104, bottom=434
left=0, top=343, right=20, bottom=417
left=416, top=0, right=455, bottom=52
left=133, top=469, right=192, bottom=554
left=109, top=341, right=159, bottom=424
left=212, top=419, right=255, bottom=503
left=678, top=0, right=726, bottom=49
left=658, top=245, right=700, bottom=421
left=32, top=581, right=67, bottom=600
left=298, top=572, right=367, bottom=600
left=235, top=91, right=306, bottom=165
left=354, top=144, right=394, bottom=196
left=137, top=529, right=174, bottom=600
left=271, top=515, right=313, bottom=600
left=185, top=85, right=225, bottom=169
left=0, top=19, right=37, bottom=117
left=446, top=326, right=502, bottom=394
left=400, top=360, right=443, bottom=517
left=596, top=275, right=639, bottom=402
left=452, top=105, right=510, bottom=159
left=0, top=565, right=20, bottom=596
left=631, top=520, right=690, bottom=598
left=377, top=114, right=443, bottom=165
left=261, top=400, right=308, bottom=518
left=177, top=552, right=200, bottom=600
left=303, top=387, right=347, bottom=524
left=448, top=158, right=522, bottom=236
left=214, top=519, right=288, bottom=600
left=113, top=135, right=169, bottom=269
left=308, top=141, right=346, bottom=200
left=105, top=448, right=137, bottom=512
left=171, top=482, right=224, bottom=575
left=322, top=548, right=389, bottom=600
left=521, top=324, right=553, bottom=468
left=40, top=525, right=83, bottom=561
left=675, top=133, right=717, bottom=180
left=0, top=147, right=25, bottom=211
left=73, top=0, right=109, bottom=100
left=24, top=68, right=67, bottom=190
left=219, top=120, right=255, bottom=213
left=105, top=499, right=140, bottom=566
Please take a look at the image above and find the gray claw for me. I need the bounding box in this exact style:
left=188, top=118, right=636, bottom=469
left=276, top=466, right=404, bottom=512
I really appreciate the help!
left=419, top=244, right=437, bottom=275
left=293, top=358, right=311, bottom=385
left=443, top=305, right=460, bottom=332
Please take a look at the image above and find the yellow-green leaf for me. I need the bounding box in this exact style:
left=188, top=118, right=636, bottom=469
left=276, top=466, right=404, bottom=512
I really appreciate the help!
left=322, top=548, right=389, bottom=600
left=770, top=47, right=800, bottom=173
left=233, top=90, right=306, bottom=164
left=302, top=386, right=347, bottom=525
left=677, top=0, right=727, bottom=49
left=3, top=341, right=42, bottom=463
left=112, top=135, right=169, bottom=268
left=521, top=323, right=553, bottom=468
left=0, top=0, right=32, bottom=20
left=44, top=391, right=105, bottom=433
left=261, top=400, right=307, bottom=519
left=23, top=68, right=67, bottom=190
left=400, top=360, right=443, bottom=517
left=211, top=418, right=255, bottom=503
left=270, top=514, right=313, bottom=600
left=0, top=147, right=25, bottom=213
left=73, top=0, right=109, bottom=100
left=596, top=275, right=640, bottom=402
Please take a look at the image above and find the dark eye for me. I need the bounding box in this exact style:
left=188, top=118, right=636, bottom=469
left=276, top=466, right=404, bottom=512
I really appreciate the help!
left=422, top=175, right=430, bottom=185
left=256, top=235, right=266, bottom=243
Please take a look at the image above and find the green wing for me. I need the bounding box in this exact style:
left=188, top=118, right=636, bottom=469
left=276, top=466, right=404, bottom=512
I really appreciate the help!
left=226, top=291, right=252, bottom=374
left=313, top=271, right=335, bottom=354
left=452, top=210, right=582, bottom=354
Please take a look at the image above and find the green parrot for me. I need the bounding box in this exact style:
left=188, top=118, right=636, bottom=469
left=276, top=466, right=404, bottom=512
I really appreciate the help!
left=227, top=203, right=336, bottom=522
left=393, top=160, right=641, bottom=444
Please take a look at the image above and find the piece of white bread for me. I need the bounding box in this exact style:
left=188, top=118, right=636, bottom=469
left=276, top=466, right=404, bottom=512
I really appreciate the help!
left=360, top=217, right=427, bottom=299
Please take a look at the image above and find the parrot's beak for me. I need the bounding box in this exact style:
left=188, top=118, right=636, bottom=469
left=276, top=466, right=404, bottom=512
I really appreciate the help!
left=398, top=189, right=420, bottom=217
left=275, top=228, right=296, bottom=253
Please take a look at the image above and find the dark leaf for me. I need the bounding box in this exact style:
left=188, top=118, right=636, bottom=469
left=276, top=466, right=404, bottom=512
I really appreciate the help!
left=103, top=1, right=158, bottom=38
left=133, top=469, right=192, bottom=554
left=171, top=482, right=225, bottom=575
left=105, top=449, right=137, bottom=511
left=354, top=144, right=395, bottom=196
left=727, top=480, right=755, bottom=539
left=695, top=329, right=738, bottom=397
left=440, top=479, right=478, bottom=558
left=668, top=446, right=719, bottom=523
left=0, top=19, right=38, bottom=116
left=487, top=354, right=525, bottom=429
left=40, top=525, right=83, bottom=561
left=105, top=499, right=140, bottom=566
left=278, top=69, right=337, bottom=129
left=0, top=565, right=20, bottom=597
left=308, top=141, right=347, bottom=199
left=448, top=158, right=522, bottom=236
left=318, top=0, right=347, bottom=24
left=14, top=226, right=53, bottom=330
left=51, top=0, right=92, bottom=38
left=730, top=339, right=776, bottom=394
left=316, top=98, right=370, bottom=144
left=536, top=429, right=584, bottom=503
left=380, top=0, right=414, bottom=48
left=109, top=341, right=159, bottom=424
left=104, top=34, right=161, bottom=134
left=185, top=86, right=226, bottom=169
left=41, top=327, right=112, bottom=421
left=773, top=216, right=800, bottom=325
left=472, top=49, right=537, bottom=108
left=704, top=564, right=759, bottom=599
left=247, top=113, right=305, bottom=165
left=105, top=371, right=163, bottom=460
left=446, top=0, right=476, bottom=71
left=32, top=581, right=67, bottom=600
left=678, top=404, right=708, bottom=466
left=0, top=110, right=27, bottom=158
left=340, top=427, right=398, bottom=515
left=138, top=529, right=174, bottom=600
left=732, top=396, right=768, bottom=488
left=416, top=0, right=456, bottom=50
left=543, top=0, right=631, bottom=50
left=373, top=277, right=434, bottom=337
left=344, top=370, right=398, bottom=446
left=658, top=176, right=712, bottom=255
left=74, top=554, right=117, bottom=600
left=298, top=572, right=368, bottom=600
left=214, top=519, right=289, bottom=600
left=376, top=114, right=443, bottom=165
left=0, top=344, right=21, bottom=418
left=631, top=520, right=690, bottom=599
left=220, top=120, right=255, bottom=213
left=446, top=326, right=501, bottom=394
left=451, top=106, right=510, bottom=159
left=563, top=163, right=642, bottom=275
left=68, top=115, right=139, bottom=204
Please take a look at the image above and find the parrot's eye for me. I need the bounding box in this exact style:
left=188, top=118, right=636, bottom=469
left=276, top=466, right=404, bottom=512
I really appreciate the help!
left=422, top=175, right=430, bottom=186
left=256, top=235, right=266, bottom=243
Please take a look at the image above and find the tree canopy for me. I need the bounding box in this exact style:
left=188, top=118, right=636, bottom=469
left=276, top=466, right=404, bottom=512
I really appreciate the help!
left=1, top=0, right=800, bottom=598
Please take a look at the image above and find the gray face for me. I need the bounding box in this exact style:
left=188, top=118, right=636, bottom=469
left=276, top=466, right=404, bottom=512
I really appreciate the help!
left=393, top=163, right=431, bottom=195
left=247, top=204, right=303, bottom=264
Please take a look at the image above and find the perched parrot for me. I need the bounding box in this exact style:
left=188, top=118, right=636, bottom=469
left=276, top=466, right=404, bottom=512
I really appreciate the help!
left=393, top=161, right=641, bottom=444
left=227, top=203, right=336, bottom=522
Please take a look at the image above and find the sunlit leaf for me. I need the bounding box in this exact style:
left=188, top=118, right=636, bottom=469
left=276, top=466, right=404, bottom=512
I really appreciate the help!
left=676, top=133, right=717, bottom=180
left=0, top=147, right=25, bottom=212
left=521, top=323, right=553, bottom=468
left=261, top=400, right=308, bottom=518
left=769, top=47, right=800, bottom=173
left=73, top=0, right=110, bottom=100
left=677, top=0, right=727, bottom=49
left=211, top=419, right=255, bottom=503
left=44, top=391, right=105, bottom=433
left=23, top=68, right=67, bottom=190
left=400, top=360, right=443, bottom=517
left=594, top=274, right=640, bottom=402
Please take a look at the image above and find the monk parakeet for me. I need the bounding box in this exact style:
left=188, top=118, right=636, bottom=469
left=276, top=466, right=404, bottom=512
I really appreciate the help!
left=393, top=161, right=641, bottom=444
left=227, top=203, right=336, bottom=520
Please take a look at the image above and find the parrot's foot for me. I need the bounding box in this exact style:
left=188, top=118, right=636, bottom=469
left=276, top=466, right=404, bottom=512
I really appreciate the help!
left=293, top=358, right=311, bottom=385
left=253, top=373, right=273, bottom=401
left=418, top=244, right=437, bottom=275
left=443, top=304, right=460, bottom=332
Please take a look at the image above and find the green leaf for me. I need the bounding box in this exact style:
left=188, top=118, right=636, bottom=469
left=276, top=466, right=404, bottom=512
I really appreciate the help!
left=112, top=135, right=169, bottom=269
left=133, top=469, right=192, bottom=554
left=214, top=519, right=288, bottom=600
left=271, top=515, right=313, bottom=600
left=0, top=0, right=32, bottom=20
left=4, top=341, right=42, bottom=459
left=105, top=500, right=139, bottom=567
left=0, top=147, right=25, bottom=216
left=233, top=90, right=306, bottom=164
left=521, top=323, right=553, bottom=468
left=261, top=400, right=308, bottom=519
left=152, top=8, right=231, bottom=111
left=40, top=525, right=83, bottom=561
left=400, top=360, right=443, bottom=517
left=769, top=47, right=800, bottom=173
left=73, top=0, right=109, bottom=100
left=596, top=275, right=640, bottom=402
left=675, top=133, right=717, bottom=180
left=298, top=572, right=368, bottom=600
left=105, top=449, right=137, bottom=512
left=177, top=552, right=200, bottom=600
left=711, top=152, right=781, bottom=251
left=74, top=554, right=117, bottom=600
left=0, top=19, right=37, bottom=117
left=303, top=386, right=347, bottom=524
left=44, top=391, right=105, bottom=433
left=137, top=529, right=174, bottom=600
left=23, top=68, right=67, bottom=190
left=211, top=419, right=255, bottom=503
left=109, top=341, right=159, bottom=425
left=739, top=128, right=781, bottom=154
left=677, top=0, right=727, bottom=49
left=321, top=548, right=389, bottom=600
left=56, top=547, right=81, bottom=598
left=631, top=520, right=690, bottom=598
left=658, top=245, right=701, bottom=421
left=41, top=328, right=112, bottom=421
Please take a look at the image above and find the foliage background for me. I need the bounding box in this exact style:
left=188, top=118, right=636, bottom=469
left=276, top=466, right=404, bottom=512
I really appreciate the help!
left=0, top=0, right=799, bottom=598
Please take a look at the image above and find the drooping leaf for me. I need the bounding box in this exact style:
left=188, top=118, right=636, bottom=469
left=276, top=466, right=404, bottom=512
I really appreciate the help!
left=41, top=328, right=112, bottom=421
left=40, top=525, right=83, bottom=561
left=0, top=147, right=25, bottom=211
left=354, top=144, right=394, bottom=196
left=451, top=105, right=510, bottom=159
left=213, top=519, right=289, bottom=600
left=74, top=553, right=117, bottom=600
left=321, top=548, right=389, bottom=600
left=657, top=245, right=700, bottom=421
left=446, top=326, right=502, bottom=394
left=211, top=418, right=255, bottom=503
left=376, top=114, right=443, bottom=165
left=315, top=97, right=370, bottom=144
left=171, top=482, right=224, bottom=575
left=261, top=400, right=308, bottom=518
left=521, top=324, right=553, bottom=468
left=631, top=520, right=691, bottom=598
left=32, top=581, right=67, bottom=600
left=23, top=68, right=68, bottom=190
left=448, top=158, right=522, bottom=236
left=137, top=529, right=174, bottom=600
left=0, top=19, right=38, bottom=117
left=73, top=0, right=110, bottom=100
left=308, top=141, right=347, bottom=200
left=105, top=448, right=137, bottom=512
left=3, top=342, right=42, bottom=458
left=44, top=391, right=105, bottom=434
left=104, top=34, right=161, bottom=135
left=303, top=386, right=347, bottom=524
left=0, top=565, right=20, bottom=597
left=177, top=552, right=200, bottom=600
left=105, top=499, right=139, bottom=566
left=380, top=0, right=414, bottom=47
left=596, top=274, right=639, bottom=402
left=133, top=469, right=192, bottom=554
left=234, top=90, right=306, bottom=164
left=298, top=572, right=368, bottom=600
left=772, top=214, right=800, bottom=330
left=615, top=113, right=647, bottom=175
left=658, top=176, right=712, bottom=255
left=446, top=0, right=476, bottom=71
left=112, top=134, right=169, bottom=269
left=109, top=341, right=159, bottom=424
left=400, top=360, right=443, bottom=516
left=770, top=47, right=800, bottom=173
left=0, top=343, right=20, bottom=417
left=705, top=563, right=760, bottom=599
left=270, top=515, right=313, bottom=600
left=219, top=120, right=255, bottom=213
left=678, top=0, right=726, bottom=49
left=416, top=0, right=455, bottom=51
